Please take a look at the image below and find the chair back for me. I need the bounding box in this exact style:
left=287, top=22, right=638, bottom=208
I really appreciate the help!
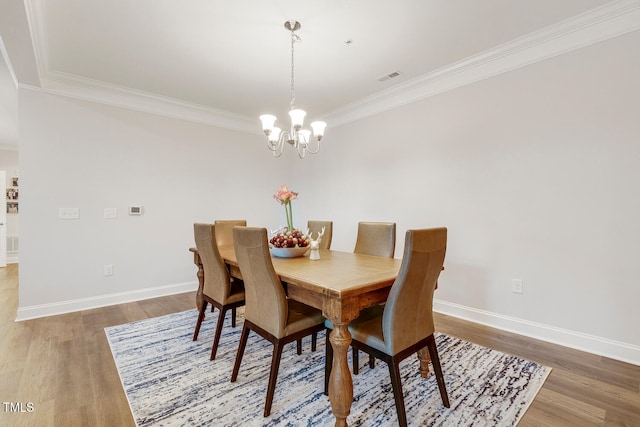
left=233, top=227, right=289, bottom=338
left=215, top=220, right=247, bottom=247
left=307, top=220, right=333, bottom=249
left=354, top=222, right=396, bottom=258
left=194, top=223, right=232, bottom=303
left=382, top=227, right=447, bottom=355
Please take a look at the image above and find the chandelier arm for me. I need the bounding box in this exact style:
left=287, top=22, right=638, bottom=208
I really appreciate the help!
left=305, top=139, right=321, bottom=155
left=296, top=143, right=307, bottom=159
left=266, top=131, right=290, bottom=157
left=266, top=139, right=284, bottom=157
left=266, top=135, right=280, bottom=151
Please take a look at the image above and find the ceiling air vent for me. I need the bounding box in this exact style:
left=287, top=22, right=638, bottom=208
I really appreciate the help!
left=378, top=70, right=402, bottom=82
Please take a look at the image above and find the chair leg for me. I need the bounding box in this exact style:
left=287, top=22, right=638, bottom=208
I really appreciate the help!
left=296, top=332, right=317, bottom=354
left=210, top=306, right=227, bottom=360
left=352, top=347, right=359, bottom=375
left=264, top=340, right=285, bottom=417
left=230, top=325, right=250, bottom=382
left=426, top=335, right=450, bottom=408
left=352, top=348, right=375, bottom=373
left=193, top=300, right=208, bottom=341
left=324, top=330, right=333, bottom=396
left=231, top=306, right=237, bottom=327
left=388, top=357, right=408, bottom=427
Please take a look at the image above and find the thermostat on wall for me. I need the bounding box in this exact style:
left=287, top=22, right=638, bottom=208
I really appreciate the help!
left=129, top=205, right=143, bottom=215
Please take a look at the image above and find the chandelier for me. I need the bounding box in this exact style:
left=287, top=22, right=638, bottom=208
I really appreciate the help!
left=259, top=20, right=326, bottom=158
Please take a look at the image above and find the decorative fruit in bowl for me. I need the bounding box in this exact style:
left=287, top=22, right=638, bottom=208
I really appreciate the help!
left=269, top=228, right=310, bottom=248
left=269, top=227, right=310, bottom=258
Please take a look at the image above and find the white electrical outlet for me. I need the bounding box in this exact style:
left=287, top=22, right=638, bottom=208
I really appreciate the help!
left=104, top=265, right=113, bottom=276
left=512, top=279, right=523, bottom=294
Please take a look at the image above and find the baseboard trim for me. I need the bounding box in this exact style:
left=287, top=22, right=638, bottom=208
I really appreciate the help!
left=433, top=299, right=640, bottom=366
left=15, top=281, right=197, bottom=321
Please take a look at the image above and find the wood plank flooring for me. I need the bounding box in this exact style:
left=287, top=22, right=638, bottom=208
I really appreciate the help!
left=1, top=263, right=639, bottom=426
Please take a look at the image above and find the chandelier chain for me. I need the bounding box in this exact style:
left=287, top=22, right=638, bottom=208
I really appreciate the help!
left=289, top=28, right=298, bottom=111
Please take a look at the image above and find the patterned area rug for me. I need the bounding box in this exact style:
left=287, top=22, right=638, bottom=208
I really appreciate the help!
left=105, top=309, right=550, bottom=426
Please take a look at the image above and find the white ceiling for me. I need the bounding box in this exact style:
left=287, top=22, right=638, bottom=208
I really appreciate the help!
left=2, top=0, right=639, bottom=146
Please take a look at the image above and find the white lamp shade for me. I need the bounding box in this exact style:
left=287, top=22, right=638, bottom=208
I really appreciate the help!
left=268, top=127, right=281, bottom=142
left=298, top=129, right=311, bottom=145
left=289, top=109, right=306, bottom=129
left=310, top=121, right=327, bottom=139
left=259, top=114, right=277, bottom=133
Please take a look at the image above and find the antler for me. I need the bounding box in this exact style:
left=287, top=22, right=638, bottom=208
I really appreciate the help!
left=270, top=226, right=286, bottom=236
left=310, top=226, right=325, bottom=242
left=318, top=226, right=325, bottom=240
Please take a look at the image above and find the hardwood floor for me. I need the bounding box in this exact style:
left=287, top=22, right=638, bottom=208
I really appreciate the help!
left=1, top=263, right=639, bottom=426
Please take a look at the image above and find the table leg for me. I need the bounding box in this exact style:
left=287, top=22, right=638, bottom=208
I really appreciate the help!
left=417, top=346, right=432, bottom=378
left=329, top=323, right=353, bottom=427
left=192, top=251, right=204, bottom=310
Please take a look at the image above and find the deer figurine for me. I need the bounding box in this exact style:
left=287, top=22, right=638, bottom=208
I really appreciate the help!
left=307, top=226, right=325, bottom=261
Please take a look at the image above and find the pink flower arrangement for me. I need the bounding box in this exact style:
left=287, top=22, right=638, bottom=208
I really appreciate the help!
left=273, top=184, right=298, bottom=233
left=270, top=185, right=310, bottom=249
left=273, top=184, right=298, bottom=206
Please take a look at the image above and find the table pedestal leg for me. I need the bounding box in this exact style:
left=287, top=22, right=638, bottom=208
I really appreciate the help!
left=329, top=323, right=353, bottom=427
left=192, top=251, right=204, bottom=310
left=417, top=346, right=432, bottom=378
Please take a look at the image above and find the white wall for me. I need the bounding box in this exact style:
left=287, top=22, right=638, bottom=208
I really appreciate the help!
left=17, top=90, right=289, bottom=318
left=292, top=31, right=640, bottom=363
left=15, top=30, right=640, bottom=364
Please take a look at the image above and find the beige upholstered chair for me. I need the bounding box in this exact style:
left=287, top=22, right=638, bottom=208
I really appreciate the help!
left=354, top=221, right=396, bottom=258
left=192, top=223, right=245, bottom=361
left=214, top=219, right=247, bottom=313
left=214, top=219, right=247, bottom=247
left=307, top=220, right=333, bottom=249
left=231, top=226, right=325, bottom=417
left=352, top=221, right=396, bottom=370
left=326, top=228, right=450, bottom=427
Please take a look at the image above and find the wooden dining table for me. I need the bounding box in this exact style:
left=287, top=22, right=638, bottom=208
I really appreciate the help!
left=189, top=246, right=434, bottom=426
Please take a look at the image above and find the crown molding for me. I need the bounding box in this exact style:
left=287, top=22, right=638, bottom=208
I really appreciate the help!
left=26, top=71, right=258, bottom=134
left=22, top=0, right=640, bottom=132
left=325, top=0, right=640, bottom=126
left=0, top=36, right=19, bottom=89
left=23, top=0, right=47, bottom=82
